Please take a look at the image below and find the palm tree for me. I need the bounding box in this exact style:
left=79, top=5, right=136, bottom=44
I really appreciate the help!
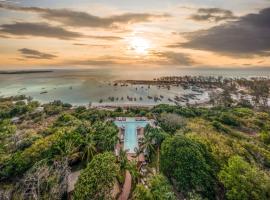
left=82, top=133, right=97, bottom=163
left=134, top=147, right=143, bottom=158
left=127, top=160, right=141, bottom=184
left=56, top=139, right=78, bottom=158
left=143, top=126, right=167, bottom=173
left=141, top=133, right=155, bottom=156
left=118, top=149, right=129, bottom=172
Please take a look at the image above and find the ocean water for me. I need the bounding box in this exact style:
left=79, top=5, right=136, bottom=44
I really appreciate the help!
left=0, top=67, right=269, bottom=106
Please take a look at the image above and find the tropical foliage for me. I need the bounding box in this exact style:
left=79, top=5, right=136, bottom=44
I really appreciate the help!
left=1, top=96, right=270, bottom=200
left=219, top=156, right=270, bottom=200
left=160, top=135, right=217, bottom=199
left=133, top=174, right=176, bottom=200
left=73, top=152, right=119, bottom=200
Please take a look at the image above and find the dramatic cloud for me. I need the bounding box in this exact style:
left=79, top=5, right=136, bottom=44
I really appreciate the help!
left=0, top=22, right=83, bottom=40
left=18, top=48, right=57, bottom=59
left=189, top=8, right=237, bottom=22
left=180, top=8, right=270, bottom=56
left=0, top=3, right=169, bottom=28
left=152, top=51, right=195, bottom=66
left=64, top=51, right=195, bottom=66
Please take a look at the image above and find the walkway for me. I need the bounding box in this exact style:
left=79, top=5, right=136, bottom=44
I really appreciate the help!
left=118, top=170, right=132, bottom=200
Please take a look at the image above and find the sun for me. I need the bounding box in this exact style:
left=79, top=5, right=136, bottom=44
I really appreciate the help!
left=129, top=37, right=150, bottom=55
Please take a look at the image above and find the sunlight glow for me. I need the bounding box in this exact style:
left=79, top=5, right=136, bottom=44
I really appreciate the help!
left=129, top=37, right=150, bottom=55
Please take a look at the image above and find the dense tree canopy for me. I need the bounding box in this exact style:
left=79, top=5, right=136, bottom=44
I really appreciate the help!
left=133, top=174, right=176, bottom=200
left=1, top=96, right=270, bottom=200
left=149, top=174, right=176, bottom=200
left=92, top=121, right=118, bottom=152
left=0, top=127, right=82, bottom=179
left=73, top=152, right=119, bottom=200
left=160, top=135, right=217, bottom=199
left=133, top=184, right=153, bottom=200
left=219, top=156, right=270, bottom=200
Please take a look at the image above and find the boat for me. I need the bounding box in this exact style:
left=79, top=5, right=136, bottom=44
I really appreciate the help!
left=40, top=91, right=48, bottom=94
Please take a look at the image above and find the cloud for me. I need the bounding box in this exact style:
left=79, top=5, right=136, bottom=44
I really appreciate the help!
left=88, top=35, right=122, bottom=40
left=0, top=34, right=9, bottom=38
left=189, top=8, right=237, bottom=22
left=0, top=22, right=83, bottom=40
left=64, top=50, right=196, bottom=66
left=177, top=7, right=270, bottom=57
left=68, top=59, right=118, bottom=66
left=152, top=51, right=195, bottom=66
left=73, top=43, right=88, bottom=46
left=18, top=48, right=57, bottom=59
left=0, top=21, right=120, bottom=40
left=0, top=3, right=169, bottom=28
left=64, top=55, right=120, bottom=66
left=73, top=43, right=111, bottom=48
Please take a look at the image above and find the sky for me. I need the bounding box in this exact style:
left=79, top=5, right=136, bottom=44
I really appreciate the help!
left=0, top=0, right=270, bottom=69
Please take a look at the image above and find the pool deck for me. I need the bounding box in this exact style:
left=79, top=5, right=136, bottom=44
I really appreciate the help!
left=114, top=117, right=149, bottom=154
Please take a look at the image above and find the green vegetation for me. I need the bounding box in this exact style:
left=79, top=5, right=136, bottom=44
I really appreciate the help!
left=44, top=100, right=72, bottom=116
left=219, top=156, right=270, bottom=200
left=261, top=130, right=270, bottom=145
left=133, top=184, right=153, bottom=200
left=1, top=96, right=270, bottom=200
left=133, top=174, right=176, bottom=200
left=92, top=121, right=118, bottom=152
left=1, top=127, right=79, bottom=179
left=149, top=174, right=176, bottom=200
left=73, top=152, right=119, bottom=200
left=0, top=95, right=38, bottom=118
left=143, top=126, right=169, bottom=172
left=157, top=113, right=186, bottom=134
left=0, top=119, right=16, bottom=161
left=161, top=135, right=217, bottom=199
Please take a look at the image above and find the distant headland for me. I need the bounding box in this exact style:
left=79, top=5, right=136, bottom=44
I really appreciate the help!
left=0, top=70, right=53, bottom=74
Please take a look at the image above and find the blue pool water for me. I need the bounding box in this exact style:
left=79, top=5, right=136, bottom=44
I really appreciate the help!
left=114, top=118, right=149, bottom=153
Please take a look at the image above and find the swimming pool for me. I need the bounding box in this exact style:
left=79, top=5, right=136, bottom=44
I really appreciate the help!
left=114, top=118, right=149, bottom=153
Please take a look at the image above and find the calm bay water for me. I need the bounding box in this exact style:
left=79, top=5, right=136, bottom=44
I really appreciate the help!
left=0, top=67, right=270, bottom=106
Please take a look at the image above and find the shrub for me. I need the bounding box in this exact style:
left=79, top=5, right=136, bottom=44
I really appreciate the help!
left=219, top=156, right=270, bottom=200
left=0, top=127, right=82, bottom=179
left=133, top=184, right=152, bottom=200
left=53, top=114, right=80, bottom=127
left=73, top=152, right=119, bottom=200
left=158, top=113, right=186, bottom=134
left=149, top=174, right=176, bottom=200
left=160, top=135, right=217, bottom=199
left=232, top=108, right=253, bottom=118
left=260, top=131, right=270, bottom=145
left=92, top=121, right=118, bottom=152
left=212, top=121, right=231, bottom=134
left=219, top=113, right=240, bottom=127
